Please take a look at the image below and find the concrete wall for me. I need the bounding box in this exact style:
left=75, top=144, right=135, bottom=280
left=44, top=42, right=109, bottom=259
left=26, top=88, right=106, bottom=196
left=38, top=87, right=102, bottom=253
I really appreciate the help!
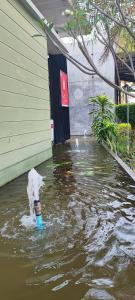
left=63, top=37, right=115, bottom=135
left=0, top=0, right=52, bottom=187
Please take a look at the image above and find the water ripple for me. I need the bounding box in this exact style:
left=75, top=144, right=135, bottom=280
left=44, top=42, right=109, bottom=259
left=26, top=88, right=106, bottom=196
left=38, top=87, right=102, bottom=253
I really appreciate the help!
left=0, top=138, right=135, bottom=299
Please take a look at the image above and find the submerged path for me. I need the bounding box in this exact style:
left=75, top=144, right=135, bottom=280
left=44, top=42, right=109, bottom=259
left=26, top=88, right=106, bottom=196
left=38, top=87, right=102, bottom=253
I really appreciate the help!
left=0, top=137, right=135, bottom=300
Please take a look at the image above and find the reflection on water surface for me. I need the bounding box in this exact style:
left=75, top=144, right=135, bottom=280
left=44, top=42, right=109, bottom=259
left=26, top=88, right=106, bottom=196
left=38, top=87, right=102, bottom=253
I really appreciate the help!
left=0, top=138, right=135, bottom=300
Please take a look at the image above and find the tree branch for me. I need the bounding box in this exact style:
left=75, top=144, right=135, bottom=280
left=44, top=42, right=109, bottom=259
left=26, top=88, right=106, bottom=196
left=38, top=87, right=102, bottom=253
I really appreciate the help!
left=115, top=0, right=135, bottom=40
left=45, top=28, right=95, bottom=75
left=88, top=1, right=135, bottom=42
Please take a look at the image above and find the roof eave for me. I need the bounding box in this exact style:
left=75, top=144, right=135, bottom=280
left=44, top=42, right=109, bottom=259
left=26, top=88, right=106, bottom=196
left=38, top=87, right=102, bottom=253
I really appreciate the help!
left=20, top=0, right=68, bottom=54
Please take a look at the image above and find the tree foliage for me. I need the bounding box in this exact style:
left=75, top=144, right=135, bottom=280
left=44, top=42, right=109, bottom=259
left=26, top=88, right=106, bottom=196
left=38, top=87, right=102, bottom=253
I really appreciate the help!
left=89, top=95, right=117, bottom=151
left=115, top=103, right=135, bottom=127
left=42, top=0, right=135, bottom=97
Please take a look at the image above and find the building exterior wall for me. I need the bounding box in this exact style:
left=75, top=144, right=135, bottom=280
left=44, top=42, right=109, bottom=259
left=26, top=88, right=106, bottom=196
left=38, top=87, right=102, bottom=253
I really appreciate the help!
left=63, top=38, right=115, bottom=136
left=0, top=0, right=52, bottom=187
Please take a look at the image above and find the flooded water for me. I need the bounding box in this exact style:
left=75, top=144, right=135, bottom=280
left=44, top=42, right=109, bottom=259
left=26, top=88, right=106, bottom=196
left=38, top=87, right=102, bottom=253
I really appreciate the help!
left=0, top=137, right=135, bottom=300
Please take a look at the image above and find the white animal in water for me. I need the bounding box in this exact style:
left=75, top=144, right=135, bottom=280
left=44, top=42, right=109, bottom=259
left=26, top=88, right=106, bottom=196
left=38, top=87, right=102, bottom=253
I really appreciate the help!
left=27, top=168, right=45, bottom=221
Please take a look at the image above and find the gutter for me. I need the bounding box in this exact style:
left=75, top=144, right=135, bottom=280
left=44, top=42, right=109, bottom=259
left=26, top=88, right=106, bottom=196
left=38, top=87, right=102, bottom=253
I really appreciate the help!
left=20, top=0, right=68, bottom=53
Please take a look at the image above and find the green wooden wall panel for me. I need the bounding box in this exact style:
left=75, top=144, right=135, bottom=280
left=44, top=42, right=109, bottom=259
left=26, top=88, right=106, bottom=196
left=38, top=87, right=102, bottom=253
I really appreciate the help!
left=0, top=121, right=50, bottom=139
left=0, top=41, right=48, bottom=79
left=0, top=107, right=50, bottom=122
left=0, top=0, right=52, bottom=186
left=0, top=58, right=48, bottom=90
left=0, top=7, right=47, bottom=58
left=8, top=0, right=47, bottom=46
left=0, top=148, right=52, bottom=187
left=0, top=90, right=49, bottom=110
left=0, top=131, right=51, bottom=155
left=0, top=74, right=49, bottom=99
left=0, top=26, right=48, bottom=70
left=0, top=141, right=52, bottom=171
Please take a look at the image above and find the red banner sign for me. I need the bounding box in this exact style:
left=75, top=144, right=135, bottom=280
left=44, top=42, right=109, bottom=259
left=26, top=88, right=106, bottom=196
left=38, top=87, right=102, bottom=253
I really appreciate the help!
left=60, top=70, right=69, bottom=107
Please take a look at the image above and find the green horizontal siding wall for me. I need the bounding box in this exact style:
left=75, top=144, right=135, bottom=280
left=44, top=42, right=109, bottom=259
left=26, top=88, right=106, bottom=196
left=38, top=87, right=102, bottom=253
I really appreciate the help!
left=0, top=0, right=52, bottom=187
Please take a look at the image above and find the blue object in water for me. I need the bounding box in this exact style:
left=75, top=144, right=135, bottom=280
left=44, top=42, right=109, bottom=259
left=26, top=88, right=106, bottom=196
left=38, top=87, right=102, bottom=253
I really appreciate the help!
left=36, top=215, right=45, bottom=230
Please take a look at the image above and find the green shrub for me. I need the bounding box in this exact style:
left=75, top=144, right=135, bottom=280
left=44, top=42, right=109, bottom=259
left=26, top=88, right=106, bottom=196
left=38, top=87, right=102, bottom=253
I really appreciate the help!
left=115, top=103, right=135, bottom=127
left=116, top=123, right=132, bottom=156
left=89, top=95, right=117, bottom=151
left=93, top=118, right=117, bottom=145
left=117, top=123, right=132, bottom=134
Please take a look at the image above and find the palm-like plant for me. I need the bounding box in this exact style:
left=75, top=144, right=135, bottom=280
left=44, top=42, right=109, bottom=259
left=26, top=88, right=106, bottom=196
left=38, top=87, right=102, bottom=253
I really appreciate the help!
left=89, top=94, right=117, bottom=151
left=89, top=94, right=114, bottom=120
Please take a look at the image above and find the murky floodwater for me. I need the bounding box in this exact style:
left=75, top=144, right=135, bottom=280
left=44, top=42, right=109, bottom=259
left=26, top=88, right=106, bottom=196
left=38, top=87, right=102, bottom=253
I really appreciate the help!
left=0, top=137, right=135, bottom=300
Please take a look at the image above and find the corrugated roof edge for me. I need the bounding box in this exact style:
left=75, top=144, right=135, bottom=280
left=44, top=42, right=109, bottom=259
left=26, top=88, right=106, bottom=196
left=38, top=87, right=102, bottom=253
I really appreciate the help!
left=20, top=0, right=68, bottom=53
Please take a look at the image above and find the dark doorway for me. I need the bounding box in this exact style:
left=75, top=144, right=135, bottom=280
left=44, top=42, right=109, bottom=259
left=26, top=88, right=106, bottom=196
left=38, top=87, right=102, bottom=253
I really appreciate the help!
left=48, top=54, right=70, bottom=144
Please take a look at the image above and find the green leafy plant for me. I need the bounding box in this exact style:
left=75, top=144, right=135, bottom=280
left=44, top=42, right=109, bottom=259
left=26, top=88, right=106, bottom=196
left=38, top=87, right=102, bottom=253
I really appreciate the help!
left=115, top=103, right=135, bottom=128
left=117, top=123, right=132, bottom=134
left=116, top=123, right=132, bottom=156
left=89, top=94, right=114, bottom=121
left=89, top=95, right=117, bottom=151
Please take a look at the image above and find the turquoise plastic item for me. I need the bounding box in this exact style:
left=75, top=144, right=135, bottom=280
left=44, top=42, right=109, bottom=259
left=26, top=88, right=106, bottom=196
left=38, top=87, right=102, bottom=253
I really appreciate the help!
left=36, top=215, right=45, bottom=230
